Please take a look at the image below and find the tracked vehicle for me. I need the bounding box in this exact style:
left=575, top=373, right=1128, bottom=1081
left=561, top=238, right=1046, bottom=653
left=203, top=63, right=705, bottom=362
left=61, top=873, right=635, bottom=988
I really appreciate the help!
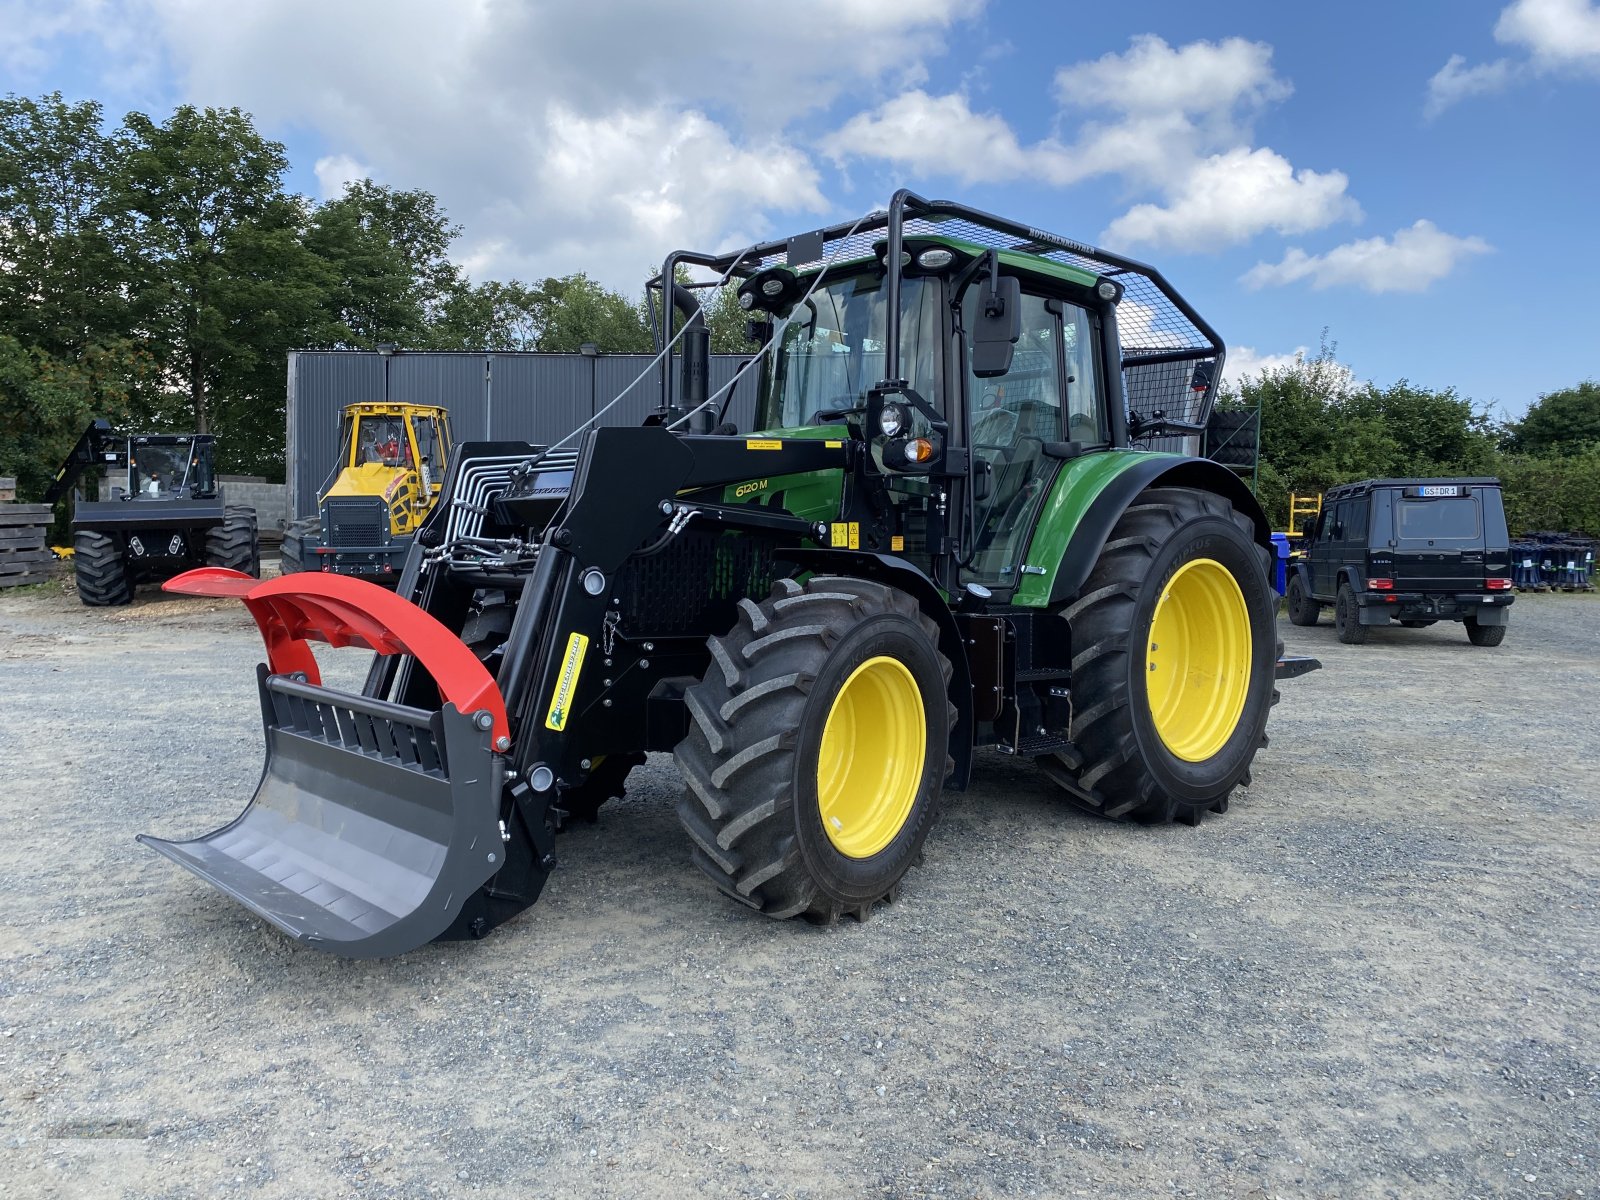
left=142, top=192, right=1317, bottom=958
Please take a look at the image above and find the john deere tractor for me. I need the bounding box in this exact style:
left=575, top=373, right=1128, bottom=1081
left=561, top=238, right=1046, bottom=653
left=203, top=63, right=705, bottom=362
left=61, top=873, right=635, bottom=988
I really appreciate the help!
left=141, top=192, right=1316, bottom=958
left=280, top=402, right=452, bottom=584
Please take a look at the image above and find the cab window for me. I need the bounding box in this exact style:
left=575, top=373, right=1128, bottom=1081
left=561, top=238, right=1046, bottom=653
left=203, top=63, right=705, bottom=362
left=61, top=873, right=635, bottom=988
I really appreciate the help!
left=1061, top=303, right=1106, bottom=443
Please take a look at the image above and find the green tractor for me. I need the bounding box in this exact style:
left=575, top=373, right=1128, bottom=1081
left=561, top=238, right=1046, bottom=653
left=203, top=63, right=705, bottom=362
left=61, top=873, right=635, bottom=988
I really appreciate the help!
left=142, top=192, right=1316, bottom=957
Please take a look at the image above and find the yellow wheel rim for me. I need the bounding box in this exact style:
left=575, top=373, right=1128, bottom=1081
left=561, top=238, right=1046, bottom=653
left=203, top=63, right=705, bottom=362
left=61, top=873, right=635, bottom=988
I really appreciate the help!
left=816, top=656, right=926, bottom=858
left=1145, top=558, right=1253, bottom=763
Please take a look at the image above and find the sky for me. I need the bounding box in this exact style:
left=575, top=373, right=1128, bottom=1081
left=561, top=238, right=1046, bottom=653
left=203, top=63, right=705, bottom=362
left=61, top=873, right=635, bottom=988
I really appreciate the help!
left=2, top=0, right=1597, bottom=419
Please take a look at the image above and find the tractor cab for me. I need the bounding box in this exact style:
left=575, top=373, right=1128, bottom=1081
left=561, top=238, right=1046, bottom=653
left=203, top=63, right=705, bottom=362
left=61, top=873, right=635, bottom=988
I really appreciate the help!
left=743, top=234, right=1128, bottom=593
left=126, top=435, right=216, bottom=501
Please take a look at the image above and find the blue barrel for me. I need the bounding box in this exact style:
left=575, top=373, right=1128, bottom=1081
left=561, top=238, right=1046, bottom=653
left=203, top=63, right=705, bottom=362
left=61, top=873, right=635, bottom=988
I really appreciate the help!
left=1271, top=533, right=1290, bottom=595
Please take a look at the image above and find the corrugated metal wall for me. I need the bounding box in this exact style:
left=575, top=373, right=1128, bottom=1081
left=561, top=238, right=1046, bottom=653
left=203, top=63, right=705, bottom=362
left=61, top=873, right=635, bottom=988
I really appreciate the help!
left=286, top=351, right=762, bottom=520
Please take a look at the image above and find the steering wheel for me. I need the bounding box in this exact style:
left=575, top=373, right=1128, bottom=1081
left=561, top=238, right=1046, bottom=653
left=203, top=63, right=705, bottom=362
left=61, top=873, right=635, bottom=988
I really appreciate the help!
left=811, top=396, right=867, bottom=424
left=972, top=407, right=1019, bottom=453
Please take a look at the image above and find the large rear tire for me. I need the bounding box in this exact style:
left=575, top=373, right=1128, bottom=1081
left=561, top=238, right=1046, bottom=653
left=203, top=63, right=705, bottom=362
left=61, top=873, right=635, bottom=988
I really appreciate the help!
left=1038, top=487, right=1279, bottom=825
left=73, top=531, right=132, bottom=607
left=673, top=576, right=955, bottom=922
left=206, top=506, right=260, bottom=577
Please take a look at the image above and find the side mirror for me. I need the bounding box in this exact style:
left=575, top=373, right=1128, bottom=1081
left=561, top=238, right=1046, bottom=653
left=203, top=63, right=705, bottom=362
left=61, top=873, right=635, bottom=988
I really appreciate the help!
left=971, top=276, right=1021, bottom=378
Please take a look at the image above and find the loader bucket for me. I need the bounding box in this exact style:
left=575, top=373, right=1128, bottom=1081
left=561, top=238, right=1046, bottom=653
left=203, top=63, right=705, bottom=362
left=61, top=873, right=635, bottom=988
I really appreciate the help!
left=138, top=569, right=512, bottom=958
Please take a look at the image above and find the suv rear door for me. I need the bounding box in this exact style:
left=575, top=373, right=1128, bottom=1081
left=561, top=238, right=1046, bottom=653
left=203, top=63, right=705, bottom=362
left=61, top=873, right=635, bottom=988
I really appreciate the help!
left=1388, top=486, right=1484, bottom=592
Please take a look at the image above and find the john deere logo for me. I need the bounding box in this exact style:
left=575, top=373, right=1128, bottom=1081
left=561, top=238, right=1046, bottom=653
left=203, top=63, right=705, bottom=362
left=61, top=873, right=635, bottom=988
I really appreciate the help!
left=544, top=632, right=589, bottom=731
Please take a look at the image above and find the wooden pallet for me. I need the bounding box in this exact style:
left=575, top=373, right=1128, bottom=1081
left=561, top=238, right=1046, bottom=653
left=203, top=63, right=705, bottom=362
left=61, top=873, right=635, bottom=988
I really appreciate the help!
left=0, top=502, right=51, bottom=587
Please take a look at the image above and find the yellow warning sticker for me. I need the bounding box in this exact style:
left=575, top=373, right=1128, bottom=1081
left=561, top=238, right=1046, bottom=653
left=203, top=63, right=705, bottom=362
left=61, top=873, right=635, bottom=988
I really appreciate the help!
left=891, top=535, right=905, bottom=552
left=849, top=522, right=860, bottom=550
left=746, top=439, right=782, bottom=450
left=830, top=522, right=849, bottom=547
left=544, top=632, right=589, bottom=731
left=824, top=440, right=843, bottom=449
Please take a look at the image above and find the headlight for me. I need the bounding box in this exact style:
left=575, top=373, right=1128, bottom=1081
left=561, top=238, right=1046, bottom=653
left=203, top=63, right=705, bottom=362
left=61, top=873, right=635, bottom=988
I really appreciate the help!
left=878, top=402, right=909, bottom=438
left=917, top=248, right=955, bottom=270
left=738, top=290, right=755, bottom=310
left=1096, top=280, right=1118, bottom=301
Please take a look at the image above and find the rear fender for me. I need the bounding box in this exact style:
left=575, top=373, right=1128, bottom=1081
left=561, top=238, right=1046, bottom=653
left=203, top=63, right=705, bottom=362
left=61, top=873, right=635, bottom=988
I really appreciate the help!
left=779, top=547, right=973, bottom=790
left=1022, top=453, right=1271, bottom=607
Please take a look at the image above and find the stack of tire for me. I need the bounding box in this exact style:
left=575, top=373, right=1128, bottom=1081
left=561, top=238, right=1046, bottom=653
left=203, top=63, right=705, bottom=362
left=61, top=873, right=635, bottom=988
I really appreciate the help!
left=1204, top=409, right=1259, bottom=469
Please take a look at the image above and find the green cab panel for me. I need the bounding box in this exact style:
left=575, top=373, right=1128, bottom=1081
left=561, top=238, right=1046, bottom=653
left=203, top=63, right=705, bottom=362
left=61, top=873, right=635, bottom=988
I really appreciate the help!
left=1012, top=450, right=1188, bottom=608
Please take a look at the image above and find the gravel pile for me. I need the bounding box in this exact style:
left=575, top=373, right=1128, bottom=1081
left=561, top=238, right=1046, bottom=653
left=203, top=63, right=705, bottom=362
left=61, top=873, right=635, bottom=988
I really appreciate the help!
left=0, top=579, right=1594, bottom=1199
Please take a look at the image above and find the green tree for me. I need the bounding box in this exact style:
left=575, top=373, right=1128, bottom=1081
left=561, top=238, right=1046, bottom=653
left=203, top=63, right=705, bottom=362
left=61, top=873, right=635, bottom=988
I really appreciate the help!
left=0, top=93, right=148, bottom=502
left=433, top=279, right=545, bottom=350
left=307, top=180, right=464, bottom=348
left=0, top=93, right=130, bottom=356
left=115, top=105, right=326, bottom=476
left=1504, top=381, right=1600, bottom=457
left=534, top=273, right=650, bottom=352
left=1499, top=447, right=1600, bottom=536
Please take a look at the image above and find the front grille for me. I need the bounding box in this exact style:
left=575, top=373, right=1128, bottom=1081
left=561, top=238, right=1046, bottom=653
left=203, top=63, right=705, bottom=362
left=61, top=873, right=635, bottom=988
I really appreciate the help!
left=325, top=500, right=386, bottom=548
left=617, top=529, right=779, bottom=637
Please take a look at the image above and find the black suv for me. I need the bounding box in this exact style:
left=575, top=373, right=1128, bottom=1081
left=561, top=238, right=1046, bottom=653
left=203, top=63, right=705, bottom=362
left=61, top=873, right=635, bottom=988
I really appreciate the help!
left=1286, top=478, right=1514, bottom=646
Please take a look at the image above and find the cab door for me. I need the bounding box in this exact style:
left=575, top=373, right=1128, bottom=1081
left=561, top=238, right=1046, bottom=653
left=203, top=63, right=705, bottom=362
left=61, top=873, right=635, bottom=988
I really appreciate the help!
left=960, top=289, right=1104, bottom=588
left=408, top=413, right=448, bottom=499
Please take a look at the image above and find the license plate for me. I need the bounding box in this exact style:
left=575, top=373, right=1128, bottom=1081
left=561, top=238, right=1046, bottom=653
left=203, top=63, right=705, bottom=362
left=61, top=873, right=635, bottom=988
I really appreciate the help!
left=1418, top=485, right=1459, bottom=497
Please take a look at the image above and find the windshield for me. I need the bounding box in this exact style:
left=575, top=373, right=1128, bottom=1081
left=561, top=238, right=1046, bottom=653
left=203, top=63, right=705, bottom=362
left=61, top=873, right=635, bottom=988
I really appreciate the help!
left=130, top=440, right=200, bottom=498
left=755, top=274, right=938, bottom=430
left=355, top=416, right=412, bottom=468
left=1397, top=497, right=1479, bottom=540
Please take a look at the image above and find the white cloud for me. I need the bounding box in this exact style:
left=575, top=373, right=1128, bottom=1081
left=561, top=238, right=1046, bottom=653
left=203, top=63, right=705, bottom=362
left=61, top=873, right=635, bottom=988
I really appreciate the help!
left=1426, top=0, right=1600, bottom=117
left=1103, top=147, right=1360, bottom=251
left=1241, top=220, right=1492, bottom=293
left=1053, top=34, right=1291, bottom=124
left=829, top=33, right=1356, bottom=253
left=1425, top=55, right=1519, bottom=118
left=828, top=91, right=1077, bottom=185
left=1222, top=345, right=1309, bottom=388
left=312, top=154, right=369, bottom=201
left=1495, top=0, right=1600, bottom=68
left=10, top=0, right=986, bottom=288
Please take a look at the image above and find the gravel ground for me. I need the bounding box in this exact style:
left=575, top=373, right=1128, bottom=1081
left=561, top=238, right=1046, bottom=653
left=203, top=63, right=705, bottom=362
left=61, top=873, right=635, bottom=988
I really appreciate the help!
left=0, top=573, right=1595, bottom=1200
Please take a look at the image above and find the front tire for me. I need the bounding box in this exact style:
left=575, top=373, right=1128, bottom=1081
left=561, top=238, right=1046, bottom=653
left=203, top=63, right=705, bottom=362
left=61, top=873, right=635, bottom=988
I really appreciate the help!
left=673, top=576, right=955, bottom=922
left=206, top=506, right=260, bottom=577
left=1335, top=582, right=1367, bottom=644
left=1039, top=487, right=1279, bottom=825
left=1285, top=574, right=1321, bottom=626
left=73, top=531, right=131, bottom=607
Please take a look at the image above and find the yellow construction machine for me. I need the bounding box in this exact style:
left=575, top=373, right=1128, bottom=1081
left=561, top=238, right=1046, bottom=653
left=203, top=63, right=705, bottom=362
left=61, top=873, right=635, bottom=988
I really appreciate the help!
left=280, top=402, right=452, bottom=584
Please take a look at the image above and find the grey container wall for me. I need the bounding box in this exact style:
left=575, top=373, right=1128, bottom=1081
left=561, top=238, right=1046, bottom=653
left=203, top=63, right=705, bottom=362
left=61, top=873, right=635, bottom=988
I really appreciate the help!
left=287, top=351, right=761, bottom=521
